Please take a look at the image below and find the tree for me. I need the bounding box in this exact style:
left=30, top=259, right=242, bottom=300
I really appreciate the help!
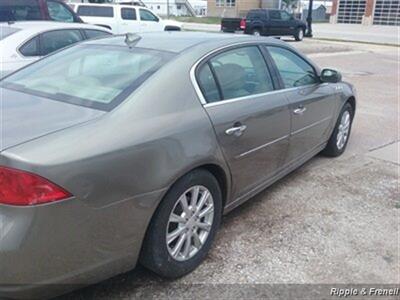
left=281, top=0, right=299, bottom=12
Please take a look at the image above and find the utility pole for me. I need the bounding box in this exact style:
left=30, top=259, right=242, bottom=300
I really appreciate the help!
left=166, top=0, right=170, bottom=19
left=305, top=0, right=313, bottom=37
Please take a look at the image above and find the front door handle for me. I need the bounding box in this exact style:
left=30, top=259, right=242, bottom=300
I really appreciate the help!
left=225, top=124, right=247, bottom=137
left=293, top=106, right=306, bottom=115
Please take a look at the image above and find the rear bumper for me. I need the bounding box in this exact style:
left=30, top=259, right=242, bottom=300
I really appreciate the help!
left=0, top=189, right=166, bottom=299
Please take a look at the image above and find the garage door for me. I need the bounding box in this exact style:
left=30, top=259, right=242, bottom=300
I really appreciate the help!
left=337, top=0, right=366, bottom=23
left=373, top=0, right=400, bottom=25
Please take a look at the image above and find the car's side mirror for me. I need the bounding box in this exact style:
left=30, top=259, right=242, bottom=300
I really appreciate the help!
left=320, top=68, right=342, bottom=83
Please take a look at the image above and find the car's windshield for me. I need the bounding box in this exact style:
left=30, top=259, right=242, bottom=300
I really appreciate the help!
left=1, top=44, right=174, bottom=111
left=0, top=27, right=20, bottom=40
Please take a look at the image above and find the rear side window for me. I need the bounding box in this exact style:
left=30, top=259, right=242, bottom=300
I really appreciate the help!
left=41, top=29, right=83, bottom=56
left=0, top=27, right=21, bottom=40
left=247, top=10, right=265, bottom=19
left=269, top=10, right=281, bottom=20
left=197, top=64, right=220, bottom=103
left=208, top=46, right=274, bottom=100
left=77, top=5, right=114, bottom=17
left=47, top=0, right=75, bottom=22
left=0, top=0, right=42, bottom=22
left=84, top=29, right=111, bottom=39
left=19, top=36, right=40, bottom=56
left=121, top=8, right=136, bottom=20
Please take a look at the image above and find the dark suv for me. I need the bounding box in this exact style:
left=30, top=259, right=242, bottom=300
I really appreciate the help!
left=243, top=9, right=307, bottom=41
left=0, top=0, right=82, bottom=23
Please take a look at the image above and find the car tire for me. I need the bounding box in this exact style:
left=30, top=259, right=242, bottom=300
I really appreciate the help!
left=252, top=28, right=262, bottom=36
left=322, top=102, right=354, bottom=157
left=294, top=27, right=304, bottom=41
left=140, top=169, right=222, bottom=278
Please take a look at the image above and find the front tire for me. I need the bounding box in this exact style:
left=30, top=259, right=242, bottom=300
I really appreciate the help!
left=140, top=169, right=222, bottom=278
left=322, top=102, right=354, bottom=157
left=294, top=27, right=304, bottom=41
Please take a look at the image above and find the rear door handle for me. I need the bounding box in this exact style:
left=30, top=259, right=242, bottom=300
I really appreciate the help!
left=293, top=106, right=306, bottom=115
left=225, top=125, right=247, bottom=137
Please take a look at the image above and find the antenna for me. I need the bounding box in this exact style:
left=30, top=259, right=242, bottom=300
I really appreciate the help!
left=124, top=33, right=141, bottom=48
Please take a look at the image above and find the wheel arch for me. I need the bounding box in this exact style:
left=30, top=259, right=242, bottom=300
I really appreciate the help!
left=347, top=96, right=356, bottom=116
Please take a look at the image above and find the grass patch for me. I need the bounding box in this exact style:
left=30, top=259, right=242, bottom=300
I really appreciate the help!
left=171, top=16, right=221, bottom=24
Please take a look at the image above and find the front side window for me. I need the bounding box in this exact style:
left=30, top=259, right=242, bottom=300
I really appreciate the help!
left=47, top=0, right=74, bottom=22
left=0, top=0, right=42, bottom=22
left=139, top=9, right=159, bottom=22
left=41, top=29, right=83, bottom=56
left=19, top=36, right=40, bottom=57
left=77, top=5, right=114, bottom=17
left=208, top=46, right=274, bottom=100
left=121, top=8, right=136, bottom=20
left=280, top=11, right=292, bottom=21
left=267, top=46, right=319, bottom=88
left=2, top=45, right=174, bottom=111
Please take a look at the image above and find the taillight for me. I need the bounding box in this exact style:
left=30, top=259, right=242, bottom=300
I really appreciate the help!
left=0, top=166, right=72, bottom=206
left=240, top=18, right=246, bottom=30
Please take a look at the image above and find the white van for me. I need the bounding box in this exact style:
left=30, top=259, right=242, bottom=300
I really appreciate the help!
left=69, top=3, right=182, bottom=34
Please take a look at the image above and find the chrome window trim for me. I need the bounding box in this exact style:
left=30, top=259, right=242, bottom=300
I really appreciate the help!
left=190, top=42, right=323, bottom=108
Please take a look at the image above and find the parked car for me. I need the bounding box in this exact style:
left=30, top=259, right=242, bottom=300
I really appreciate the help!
left=0, top=0, right=82, bottom=23
left=70, top=3, right=182, bottom=33
left=222, top=9, right=307, bottom=41
left=0, top=32, right=355, bottom=299
left=220, top=17, right=246, bottom=32
left=0, top=21, right=111, bottom=77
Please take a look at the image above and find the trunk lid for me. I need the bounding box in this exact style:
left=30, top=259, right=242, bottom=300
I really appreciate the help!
left=0, top=88, right=105, bottom=151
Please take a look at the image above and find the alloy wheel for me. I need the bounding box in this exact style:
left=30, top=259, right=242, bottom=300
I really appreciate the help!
left=336, top=110, right=351, bottom=150
left=166, top=185, right=214, bottom=261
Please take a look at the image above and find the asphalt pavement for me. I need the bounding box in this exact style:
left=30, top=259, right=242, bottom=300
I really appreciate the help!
left=56, top=39, right=400, bottom=299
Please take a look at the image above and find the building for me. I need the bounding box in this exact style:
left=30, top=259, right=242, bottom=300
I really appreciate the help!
left=330, top=0, right=399, bottom=25
left=207, top=0, right=280, bottom=17
left=302, top=4, right=328, bottom=21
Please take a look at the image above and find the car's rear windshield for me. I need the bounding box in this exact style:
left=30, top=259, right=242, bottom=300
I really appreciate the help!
left=0, top=27, right=21, bottom=40
left=0, top=0, right=42, bottom=22
left=1, top=44, right=174, bottom=111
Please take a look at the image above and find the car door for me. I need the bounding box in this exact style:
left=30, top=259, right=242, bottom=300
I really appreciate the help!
left=196, top=45, right=291, bottom=199
left=138, top=8, right=163, bottom=32
left=268, top=10, right=285, bottom=35
left=265, top=46, right=337, bottom=164
left=39, top=29, right=84, bottom=56
left=119, top=7, right=140, bottom=33
left=76, top=5, right=116, bottom=33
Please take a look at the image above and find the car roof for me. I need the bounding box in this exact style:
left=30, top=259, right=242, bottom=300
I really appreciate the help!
left=72, top=3, right=146, bottom=8
left=0, top=21, right=110, bottom=32
left=86, top=31, right=284, bottom=53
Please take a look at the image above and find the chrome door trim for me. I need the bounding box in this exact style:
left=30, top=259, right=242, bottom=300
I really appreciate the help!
left=236, top=134, right=289, bottom=159
left=189, top=41, right=326, bottom=107
left=291, top=116, right=332, bottom=136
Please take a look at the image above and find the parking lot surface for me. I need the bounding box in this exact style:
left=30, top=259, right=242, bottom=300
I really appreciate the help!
left=58, top=39, right=399, bottom=299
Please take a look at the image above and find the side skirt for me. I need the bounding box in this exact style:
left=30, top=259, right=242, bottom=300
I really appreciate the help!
left=223, top=142, right=327, bottom=214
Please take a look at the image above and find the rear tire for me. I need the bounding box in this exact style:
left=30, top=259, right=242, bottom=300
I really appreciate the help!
left=294, top=27, right=304, bottom=41
left=140, top=169, right=222, bottom=278
left=322, top=102, right=354, bottom=157
left=252, top=28, right=262, bottom=36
